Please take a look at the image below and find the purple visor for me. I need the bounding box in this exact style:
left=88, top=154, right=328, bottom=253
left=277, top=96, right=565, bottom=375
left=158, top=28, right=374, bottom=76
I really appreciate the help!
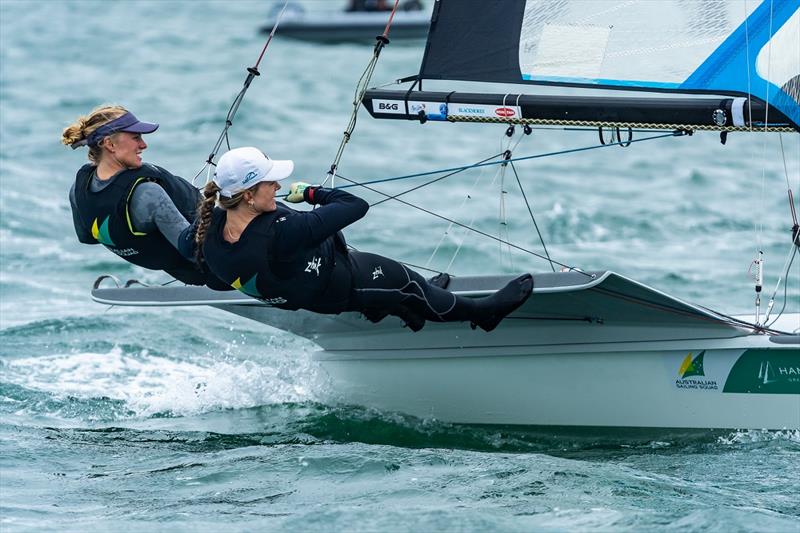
left=72, top=112, right=159, bottom=149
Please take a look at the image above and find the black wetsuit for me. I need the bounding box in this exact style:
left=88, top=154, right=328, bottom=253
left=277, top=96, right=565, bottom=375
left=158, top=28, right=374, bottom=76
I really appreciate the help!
left=202, top=187, right=533, bottom=331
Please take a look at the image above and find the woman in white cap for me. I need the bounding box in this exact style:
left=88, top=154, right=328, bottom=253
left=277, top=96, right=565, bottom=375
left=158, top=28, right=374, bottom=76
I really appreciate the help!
left=194, top=146, right=533, bottom=332
left=63, top=104, right=227, bottom=288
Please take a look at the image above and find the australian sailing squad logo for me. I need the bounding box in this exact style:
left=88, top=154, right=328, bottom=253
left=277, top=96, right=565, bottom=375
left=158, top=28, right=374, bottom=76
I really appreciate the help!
left=676, top=350, right=718, bottom=390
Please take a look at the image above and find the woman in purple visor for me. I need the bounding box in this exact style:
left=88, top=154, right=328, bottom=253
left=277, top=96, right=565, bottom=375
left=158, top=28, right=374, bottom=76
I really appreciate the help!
left=62, top=104, right=227, bottom=288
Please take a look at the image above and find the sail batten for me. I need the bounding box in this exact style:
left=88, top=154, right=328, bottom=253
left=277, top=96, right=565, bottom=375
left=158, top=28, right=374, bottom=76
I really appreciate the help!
left=403, top=0, right=799, bottom=130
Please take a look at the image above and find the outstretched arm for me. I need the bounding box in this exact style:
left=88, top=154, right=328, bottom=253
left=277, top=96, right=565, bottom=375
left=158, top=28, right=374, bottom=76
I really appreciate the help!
left=273, top=186, right=368, bottom=254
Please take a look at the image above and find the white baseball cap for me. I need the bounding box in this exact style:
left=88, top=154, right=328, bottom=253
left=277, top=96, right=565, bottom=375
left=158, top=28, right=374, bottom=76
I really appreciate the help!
left=214, top=146, right=294, bottom=198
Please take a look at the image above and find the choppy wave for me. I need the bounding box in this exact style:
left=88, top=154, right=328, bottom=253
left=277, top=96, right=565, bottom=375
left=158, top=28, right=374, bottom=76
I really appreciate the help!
left=1, top=339, right=322, bottom=422
left=3, top=411, right=799, bottom=531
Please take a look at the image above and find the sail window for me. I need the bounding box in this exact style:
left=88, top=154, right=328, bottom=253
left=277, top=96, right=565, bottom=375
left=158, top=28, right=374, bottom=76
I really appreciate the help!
left=518, top=0, right=758, bottom=87
left=756, top=9, right=800, bottom=106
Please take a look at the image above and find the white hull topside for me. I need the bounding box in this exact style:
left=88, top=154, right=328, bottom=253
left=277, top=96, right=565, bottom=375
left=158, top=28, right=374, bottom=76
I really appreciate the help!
left=92, top=270, right=800, bottom=430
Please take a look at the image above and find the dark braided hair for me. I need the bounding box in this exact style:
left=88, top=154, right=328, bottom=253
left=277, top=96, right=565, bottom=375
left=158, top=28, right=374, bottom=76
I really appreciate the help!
left=194, top=181, right=249, bottom=263
left=195, top=182, right=221, bottom=263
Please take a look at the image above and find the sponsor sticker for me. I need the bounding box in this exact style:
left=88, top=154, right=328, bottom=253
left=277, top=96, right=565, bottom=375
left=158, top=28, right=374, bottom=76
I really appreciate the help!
left=373, top=100, right=521, bottom=121
left=407, top=101, right=449, bottom=121
left=450, top=104, right=521, bottom=119
left=723, top=349, right=800, bottom=394
left=675, top=351, right=719, bottom=390
left=669, top=348, right=800, bottom=394
left=373, top=99, right=404, bottom=114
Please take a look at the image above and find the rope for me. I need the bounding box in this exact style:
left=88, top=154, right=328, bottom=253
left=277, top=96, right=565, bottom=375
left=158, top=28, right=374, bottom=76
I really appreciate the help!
left=324, top=0, right=400, bottom=188
left=446, top=149, right=511, bottom=273
left=419, top=153, right=503, bottom=269
left=329, top=131, right=684, bottom=192
left=779, top=134, right=799, bottom=227
left=509, top=160, right=555, bottom=272
left=365, top=152, right=504, bottom=207
left=761, top=133, right=800, bottom=327
left=744, top=0, right=753, bottom=133
left=191, top=0, right=290, bottom=185
left=334, top=171, right=586, bottom=274
left=318, top=132, right=682, bottom=273
left=490, top=126, right=533, bottom=270
left=445, top=115, right=796, bottom=132
left=765, top=245, right=797, bottom=328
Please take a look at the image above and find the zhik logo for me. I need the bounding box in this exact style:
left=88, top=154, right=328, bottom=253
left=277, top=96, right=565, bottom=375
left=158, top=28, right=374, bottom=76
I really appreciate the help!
left=305, top=257, right=322, bottom=276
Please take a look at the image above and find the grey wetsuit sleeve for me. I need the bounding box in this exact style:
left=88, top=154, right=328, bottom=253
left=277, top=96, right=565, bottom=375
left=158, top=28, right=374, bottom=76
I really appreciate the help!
left=69, top=182, right=96, bottom=244
left=129, top=181, right=190, bottom=250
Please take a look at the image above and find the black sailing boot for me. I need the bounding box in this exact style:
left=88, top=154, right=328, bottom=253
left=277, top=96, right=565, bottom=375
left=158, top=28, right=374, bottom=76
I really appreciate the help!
left=427, top=272, right=451, bottom=289
left=470, top=274, right=533, bottom=332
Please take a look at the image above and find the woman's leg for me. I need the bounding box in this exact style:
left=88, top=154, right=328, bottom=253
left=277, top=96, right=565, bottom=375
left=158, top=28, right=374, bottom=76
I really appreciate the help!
left=347, top=251, right=470, bottom=322
left=347, top=251, right=533, bottom=331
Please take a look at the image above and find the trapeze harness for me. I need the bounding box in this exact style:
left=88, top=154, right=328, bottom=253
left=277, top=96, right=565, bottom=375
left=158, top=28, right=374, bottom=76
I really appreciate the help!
left=202, top=187, right=521, bottom=330
left=72, top=163, right=210, bottom=285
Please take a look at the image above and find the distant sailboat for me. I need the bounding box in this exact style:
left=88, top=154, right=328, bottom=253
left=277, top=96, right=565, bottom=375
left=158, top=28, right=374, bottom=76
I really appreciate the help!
left=94, top=0, right=799, bottom=430
left=259, top=1, right=431, bottom=43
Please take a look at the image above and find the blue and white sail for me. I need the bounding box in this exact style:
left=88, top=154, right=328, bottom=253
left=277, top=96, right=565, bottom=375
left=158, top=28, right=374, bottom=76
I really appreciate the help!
left=365, top=0, right=799, bottom=130
left=518, top=0, right=798, bottom=126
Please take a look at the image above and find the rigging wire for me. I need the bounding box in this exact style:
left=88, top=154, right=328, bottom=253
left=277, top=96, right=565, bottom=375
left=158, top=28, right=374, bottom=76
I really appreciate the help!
left=779, top=134, right=799, bottom=229
left=191, top=0, right=290, bottom=186
left=365, top=152, right=506, bottom=207
left=333, top=170, right=584, bottom=274
left=764, top=243, right=797, bottom=327
left=330, top=131, right=685, bottom=193
left=744, top=0, right=753, bottom=132
left=446, top=146, right=514, bottom=273
left=318, top=132, right=683, bottom=274
left=423, top=153, right=501, bottom=270
left=763, top=133, right=800, bottom=327
left=751, top=0, right=775, bottom=325
left=323, top=0, right=400, bottom=188
left=497, top=126, right=526, bottom=271
left=509, top=160, right=555, bottom=272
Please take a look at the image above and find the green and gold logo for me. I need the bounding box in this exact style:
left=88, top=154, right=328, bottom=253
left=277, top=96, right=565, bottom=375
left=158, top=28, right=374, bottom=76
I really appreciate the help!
left=91, top=216, right=115, bottom=246
left=676, top=350, right=718, bottom=390
left=678, top=350, right=706, bottom=378
left=232, top=274, right=261, bottom=298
